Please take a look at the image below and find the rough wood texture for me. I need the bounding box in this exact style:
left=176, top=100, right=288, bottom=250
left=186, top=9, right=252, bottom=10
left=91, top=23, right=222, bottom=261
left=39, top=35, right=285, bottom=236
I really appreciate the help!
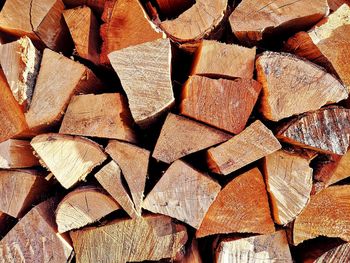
left=180, top=76, right=262, bottom=134
left=197, top=168, right=275, bottom=238
left=277, top=107, right=350, bottom=155
left=108, top=38, right=174, bottom=127
left=143, top=160, right=221, bottom=229
left=63, top=0, right=106, bottom=14
left=256, top=52, right=348, bottom=121
left=293, top=185, right=350, bottom=245
left=229, top=0, right=329, bottom=46
left=155, top=0, right=194, bottom=18
left=31, top=133, right=107, bottom=189
left=153, top=113, right=231, bottom=164
left=328, top=0, right=350, bottom=10
left=70, top=214, right=188, bottom=262
left=60, top=93, right=136, bottom=142
left=208, top=120, right=281, bottom=175
left=56, top=186, right=121, bottom=233
left=314, top=242, right=350, bottom=262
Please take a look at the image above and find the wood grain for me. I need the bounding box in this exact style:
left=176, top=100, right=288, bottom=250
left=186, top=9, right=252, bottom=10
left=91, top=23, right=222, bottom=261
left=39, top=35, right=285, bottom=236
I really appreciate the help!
left=63, top=0, right=106, bottom=14
left=155, top=0, right=194, bottom=18
left=327, top=0, right=350, bottom=11
left=314, top=242, right=350, bottom=262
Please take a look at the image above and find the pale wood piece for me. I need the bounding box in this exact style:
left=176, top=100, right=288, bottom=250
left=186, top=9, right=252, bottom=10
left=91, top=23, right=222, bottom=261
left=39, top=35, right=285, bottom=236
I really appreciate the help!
left=63, top=0, right=106, bottom=14
left=208, top=120, right=281, bottom=175
left=108, top=38, right=174, bottom=127
left=176, top=239, right=202, bottom=263
left=229, top=0, right=329, bottom=46
left=95, top=160, right=138, bottom=218
left=70, top=214, right=188, bottom=262
left=60, top=93, right=136, bottom=142
left=256, top=52, right=348, bottom=121
left=197, top=168, right=275, bottom=238
left=328, top=0, right=350, bottom=10
left=314, top=243, right=350, bottom=263
left=153, top=113, right=231, bottom=164
left=31, top=133, right=107, bottom=189
left=277, top=107, right=350, bottom=155
left=180, top=76, right=262, bottom=134
left=106, top=140, right=150, bottom=216
left=294, top=185, right=350, bottom=245
left=156, top=0, right=194, bottom=18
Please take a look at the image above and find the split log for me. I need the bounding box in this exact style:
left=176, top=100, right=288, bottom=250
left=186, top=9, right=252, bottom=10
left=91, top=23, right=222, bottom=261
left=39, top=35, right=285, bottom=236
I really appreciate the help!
left=108, top=38, right=174, bottom=127
left=155, top=0, right=194, bottom=18
left=328, top=0, right=350, bottom=11
left=143, top=160, right=221, bottom=229
left=229, top=0, right=329, bottom=46
left=106, top=140, right=150, bottom=216
left=277, top=106, right=350, bottom=155
left=152, top=113, right=231, bottom=164
left=56, top=186, right=121, bottom=233
left=31, top=133, right=107, bottom=189
left=70, top=214, right=188, bottom=262
left=176, top=238, right=202, bottom=263
left=197, top=168, right=275, bottom=238
left=293, top=185, right=350, bottom=245
left=180, top=76, right=262, bottom=134
left=60, top=93, right=136, bottom=142
left=63, top=0, right=106, bottom=14
left=207, top=120, right=281, bottom=175
left=314, top=242, right=350, bottom=262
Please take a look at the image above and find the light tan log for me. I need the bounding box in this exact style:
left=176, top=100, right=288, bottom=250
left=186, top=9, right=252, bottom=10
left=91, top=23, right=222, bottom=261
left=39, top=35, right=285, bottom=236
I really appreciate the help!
left=314, top=242, right=350, bottom=262
left=63, top=0, right=106, bottom=14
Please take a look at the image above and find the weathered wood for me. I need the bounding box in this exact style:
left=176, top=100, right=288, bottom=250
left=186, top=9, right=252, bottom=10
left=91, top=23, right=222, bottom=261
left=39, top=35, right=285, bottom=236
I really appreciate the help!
left=207, top=120, right=281, bottom=175
left=180, top=76, right=262, bottom=134
left=63, top=0, right=106, bottom=14
left=256, top=52, right=348, bottom=121
left=197, top=168, right=275, bottom=238
left=108, top=38, right=174, bottom=127
left=60, top=93, right=136, bottom=142
left=31, top=133, right=107, bottom=189
left=328, top=0, right=350, bottom=10
left=143, top=160, right=221, bottom=229
left=70, top=214, right=188, bottom=262
left=153, top=113, right=231, bottom=164
left=314, top=242, right=350, bottom=262
left=155, top=0, right=194, bottom=18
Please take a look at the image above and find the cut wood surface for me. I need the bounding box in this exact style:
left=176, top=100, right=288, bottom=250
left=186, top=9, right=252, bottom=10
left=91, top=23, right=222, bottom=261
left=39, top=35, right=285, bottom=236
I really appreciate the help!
left=108, top=38, right=174, bottom=127
left=314, top=242, right=350, bottom=263
left=197, top=168, right=275, bottom=238
left=70, top=214, right=188, bottom=262
left=152, top=113, right=231, bottom=164
left=143, top=160, right=221, bottom=229
left=63, top=0, right=106, bottom=14
left=31, top=133, right=107, bottom=189
left=207, top=120, right=281, bottom=175
left=155, top=0, right=194, bottom=18
left=328, top=0, right=350, bottom=10
left=256, top=52, right=348, bottom=121
left=60, top=93, right=136, bottom=142
left=180, top=76, right=262, bottom=134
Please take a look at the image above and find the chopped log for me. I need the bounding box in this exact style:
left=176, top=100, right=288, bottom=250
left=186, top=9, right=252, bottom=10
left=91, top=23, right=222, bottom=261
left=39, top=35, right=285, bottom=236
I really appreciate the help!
left=31, top=133, right=107, bottom=189
left=176, top=238, right=202, bottom=263
left=197, top=168, right=275, bottom=238
left=63, top=0, right=106, bottom=14
left=106, top=140, right=150, bottom=216
left=60, top=93, right=136, bottom=142
left=180, top=76, right=262, bottom=134
left=95, top=160, right=138, bottom=218
left=314, top=242, right=350, bottom=262
left=207, top=120, right=281, bottom=175
left=293, top=185, right=350, bottom=245
left=108, top=38, right=174, bottom=127
left=229, top=0, right=329, bottom=46
left=0, top=199, right=73, bottom=262
left=56, top=186, right=121, bottom=233
left=215, top=231, right=293, bottom=263
left=155, top=0, right=194, bottom=18
left=328, top=0, right=350, bottom=11
left=152, top=113, right=231, bottom=164
left=63, top=6, right=100, bottom=64
left=264, top=150, right=313, bottom=225
left=143, top=160, right=221, bottom=229
left=277, top=106, right=350, bottom=155
left=0, top=139, right=39, bottom=168
left=70, top=214, right=188, bottom=262
left=0, top=36, right=41, bottom=110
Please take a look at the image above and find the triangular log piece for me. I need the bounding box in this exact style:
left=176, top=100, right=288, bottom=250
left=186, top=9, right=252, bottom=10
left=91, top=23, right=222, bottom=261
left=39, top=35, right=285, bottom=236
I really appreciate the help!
left=314, top=242, right=350, bottom=262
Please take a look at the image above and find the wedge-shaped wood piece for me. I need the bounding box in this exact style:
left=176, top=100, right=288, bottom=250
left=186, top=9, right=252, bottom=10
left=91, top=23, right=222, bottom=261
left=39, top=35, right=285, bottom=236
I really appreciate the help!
left=60, top=93, right=136, bottom=142
left=0, top=199, right=73, bottom=262
left=95, top=160, right=138, bottom=218
left=70, top=214, right=188, bottom=262
left=294, top=185, right=350, bottom=245
left=106, top=140, right=150, bottom=216
left=314, top=242, right=350, bottom=262
left=31, top=133, right=107, bottom=189
left=153, top=113, right=231, bottom=163
left=143, top=160, right=221, bottom=229
left=229, top=0, right=328, bottom=46
left=63, top=0, right=106, bottom=14
left=56, top=186, right=120, bottom=233
left=197, top=168, right=275, bottom=238
left=181, top=76, right=262, bottom=134
left=328, top=0, right=350, bottom=10
left=109, top=38, right=174, bottom=127
left=208, top=120, right=281, bottom=175
left=256, top=52, right=348, bottom=121
left=277, top=107, right=350, bottom=155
